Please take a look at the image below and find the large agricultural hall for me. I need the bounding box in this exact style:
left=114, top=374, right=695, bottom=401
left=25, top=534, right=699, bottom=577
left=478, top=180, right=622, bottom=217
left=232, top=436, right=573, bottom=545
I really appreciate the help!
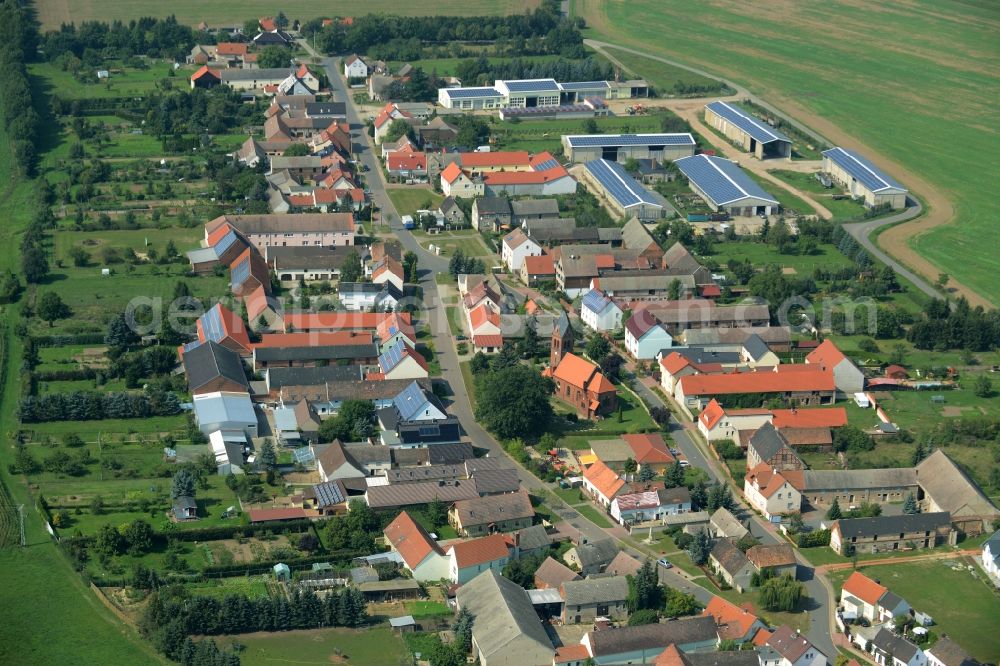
left=561, top=133, right=697, bottom=163
left=822, top=147, right=908, bottom=209
left=674, top=154, right=779, bottom=217
left=581, top=159, right=667, bottom=221
left=704, top=101, right=792, bottom=159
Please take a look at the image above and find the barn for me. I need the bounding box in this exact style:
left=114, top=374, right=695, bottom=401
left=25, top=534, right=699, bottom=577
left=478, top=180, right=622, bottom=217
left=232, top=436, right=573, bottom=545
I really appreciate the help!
left=821, top=147, right=908, bottom=209
left=562, top=133, right=697, bottom=163
left=582, top=159, right=666, bottom=221
left=674, top=154, right=779, bottom=217
left=437, top=86, right=504, bottom=110
left=704, top=101, right=792, bottom=159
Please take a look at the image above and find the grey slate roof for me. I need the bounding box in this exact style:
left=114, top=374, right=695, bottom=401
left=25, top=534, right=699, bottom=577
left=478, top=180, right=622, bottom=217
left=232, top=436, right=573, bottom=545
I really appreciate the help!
left=255, top=343, right=378, bottom=363
left=570, top=539, right=619, bottom=569
left=513, top=524, right=551, bottom=552
left=456, top=570, right=554, bottom=664
left=688, top=652, right=764, bottom=666
left=534, top=556, right=581, bottom=588
left=469, top=467, right=521, bottom=494
left=555, top=312, right=573, bottom=339
left=711, top=537, right=752, bottom=577
left=749, top=423, right=796, bottom=462
left=834, top=512, right=951, bottom=539
left=620, top=217, right=659, bottom=252
left=742, top=334, right=771, bottom=362
left=184, top=340, right=249, bottom=392
left=588, top=616, right=718, bottom=656
left=925, top=637, right=980, bottom=666
left=474, top=196, right=512, bottom=215
left=872, top=628, right=921, bottom=663
left=560, top=575, right=628, bottom=606
left=266, top=365, right=364, bottom=389
left=365, top=479, right=480, bottom=509
left=801, top=468, right=917, bottom=491
left=671, top=347, right=742, bottom=366
left=915, top=449, right=1000, bottom=519
left=452, top=490, right=534, bottom=527
left=511, top=198, right=559, bottom=218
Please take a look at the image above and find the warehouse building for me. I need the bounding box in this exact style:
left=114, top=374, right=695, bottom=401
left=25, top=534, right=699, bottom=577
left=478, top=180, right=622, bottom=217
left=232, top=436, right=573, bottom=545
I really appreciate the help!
left=439, top=78, right=648, bottom=110
left=704, top=101, right=792, bottom=159
left=562, top=133, right=696, bottom=163
left=674, top=154, right=779, bottom=217
left=822, top=147, right=908, bottom=209
left=582, top=159, right=666, bottom=221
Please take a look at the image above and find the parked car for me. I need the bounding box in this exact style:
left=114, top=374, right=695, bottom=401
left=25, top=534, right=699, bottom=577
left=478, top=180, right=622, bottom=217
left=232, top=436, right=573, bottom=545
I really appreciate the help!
left=657, top=558, right=673, bottom=569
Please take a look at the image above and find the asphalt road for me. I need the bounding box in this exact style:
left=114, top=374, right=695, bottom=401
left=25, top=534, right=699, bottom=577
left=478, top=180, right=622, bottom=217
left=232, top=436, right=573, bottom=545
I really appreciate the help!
left=307, top=43, right=835, bottom=657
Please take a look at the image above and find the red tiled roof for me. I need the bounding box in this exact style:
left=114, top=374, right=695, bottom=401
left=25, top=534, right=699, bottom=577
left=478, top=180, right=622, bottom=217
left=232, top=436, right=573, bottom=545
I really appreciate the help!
left=473, top=334, right=504, bottom=348
left=622, top=433, right=675, bottom=465
left=555, top=644, right=592, bottom=664
left=441, top=162, right=464, bottom=184
left=770, top=407, right=847, bottom=429
left=284, top=311, right=402, bottom=332
left=190, top=65, right=219, bottom=82
left=595, top=254, right=616, bottom=270
left=244, top=284, right=271, bottom=320
left=552, top=352, right=600, bottom=390
left=469, top=303, right=500, bottom=331
left=583, top=460, right=625, bottom=500
left=197, top=303, right=252, bottom=351
left=703, top=596, right=761, bottom=642
left=525, top=299, right=540, bottom=315
left=287, top=194, right=315, bottom=207
left=806, top=339, right=848, bottom=370
left=259, top=17, right=277, bottom=31
left=248, top=507, right=308, bottom=522
left=661, top=351, right=694, bottom=376
left=679, top=368, right=835, bottom=396
left=523, top=254, right=555, bottom=275
left=449, top=534, right=509, bottom=568
left=752, top=628, right=773, bottom=647
left=746, top=543, right=796, bottom=569
left=745, top=463, right=799, bottom=499
left=460, top=150, right=530, bottom=168
left=698, top=399, right=726, bottom=430
left=377, top=312, right=415, bottom=341
left=388, top=152, right=426, bottom=172
left=256, top=331, right=373, bottom=349
left=385, top=511, right=443, bottom=569
left=841, top=571, right=887, bottom=606
left=216, top=42, right=248, bottom=56
left=700, top=284, right=722, bottom=297
left=482, top=167, right=571, bottom=185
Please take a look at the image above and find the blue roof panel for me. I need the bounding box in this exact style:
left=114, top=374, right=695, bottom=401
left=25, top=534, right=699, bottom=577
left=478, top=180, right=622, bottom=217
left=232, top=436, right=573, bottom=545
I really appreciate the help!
left=378, top=340, right=406, bottom=372
left=705, top=101, right=790, bottom=144
left=230, top=257, right=251, bottom=289
left=584, top=159, right=660, bottom=208
left=502, top=78, right=560, bottom=93
left=392, top=380, right=429, bottom=421
left=445, top=87, right=502, bottom=99
left=214, top=229, right=239, bottom=255
left=582, top=288, right=614, bottom=314
left=822, top=147, right=907, bottom=194
left=558, top=81, right=610, bottom=91
left=674, top=155, right=779, bottom=207
left=566, top=133, right=696, bottom=148
left=201, top=305, right=225, bottom=342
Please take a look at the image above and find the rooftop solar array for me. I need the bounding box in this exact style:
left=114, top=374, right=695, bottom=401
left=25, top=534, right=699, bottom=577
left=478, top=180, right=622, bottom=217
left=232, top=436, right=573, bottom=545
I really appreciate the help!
left=393, top=380, right=429, bottom=421
left=565, top=133, right=696, bottom=148
left=501, top=78, right=560, bottom=93
left=214, top=229, right=239, bottom=255
left=230, top=257, right=251, bottom=288
left=584, top=159, right=661, bottom=208
left=822, top=147, right=907, bottom=194
left=582, top=288, right=614, bottom=313
left=200, top=305, right=225, bottom=342
left=558, top=81, right=610, bottom=91
left=182, top=340, right=203, bottom=354
left=674, top=154, right=779, bottom=206
left=444, top=87, right=503, bottom=99
left=314, top=480, right=345, bottom=506
left=378, top=340, right=406, bottom=372
left=706, top=101, right=791, bottom=144
left=532, top=157, right=559, bottom=171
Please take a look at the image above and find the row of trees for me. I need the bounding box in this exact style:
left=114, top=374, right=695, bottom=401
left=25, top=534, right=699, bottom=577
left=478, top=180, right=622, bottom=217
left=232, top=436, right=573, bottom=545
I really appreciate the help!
left=140, top=586, right=367, bottom=662
left=0, top=0, right=40, bottom=175
left=454, top=56, right=614, bottom=88
left=18, top=386, right=181, bottom=422
left=40, top=16, right=198, bottom=61
left=906, top=297, right=1000, bottom=352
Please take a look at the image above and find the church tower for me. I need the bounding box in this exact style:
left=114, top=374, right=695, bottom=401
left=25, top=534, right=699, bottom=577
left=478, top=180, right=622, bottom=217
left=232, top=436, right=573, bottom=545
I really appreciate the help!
left=550, top=312, right=574, bottom=368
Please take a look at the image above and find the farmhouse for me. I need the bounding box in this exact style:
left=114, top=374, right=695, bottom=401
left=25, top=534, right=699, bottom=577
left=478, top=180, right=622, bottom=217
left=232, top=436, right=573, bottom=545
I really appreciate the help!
left=915, top=449, right=1000, bottom=535
left=581, top=288, right=624, bottom=332
left=580, top=616, right=720, bottom=661
left=822, top=147, right=908, bottom=209
left=744, top=463, right=802, bottom=521
left=447, top=534, right=512, bottom=584
left=746, top=544, right=797, bottom=578
left=205, top=213, right=356, bottom=250
left=535, top=556, right=581, bottom=590
left=582, top=460, right=626, bottom=508
left=829, top=512, right=952, bottom=555
left=703, top=597, right=767, bottom=645
left=472, top=196, right=512, bottom=232
left=449, top=490, right=535, bottom=537
left=183, top=341, right=249, bottom=395
left=625, top=313, right=676, bottom=360
left=709, top=538, right=755, bottom=593
left=501, top=227, right=543, bottom=272
left=805, top=340, right=865, bottom=394
left=610, top=486, right=692, bottom=525
left=562, top=133, right=697, bottom=164
left=582, top=159, right=667, bottom=221
left=675, top=368, right=836, bottom=415
left=521, top=254, right=557, bottom=285
left=704, top=101, right=792, bottom=159
left=674, top=154, right=780, bottom=217
left=383, top=511, right=449, bottom=581
left=840, top=571, right=911, bottom=623
left=766, top=625, right=827, bottom=666
left=194, top=304, right=252, bottom=356
left=560, top=576, right=629, bottom=624
left=563, top=539, right=619, bottom=575
left=455, top=570, right=554, bottom=666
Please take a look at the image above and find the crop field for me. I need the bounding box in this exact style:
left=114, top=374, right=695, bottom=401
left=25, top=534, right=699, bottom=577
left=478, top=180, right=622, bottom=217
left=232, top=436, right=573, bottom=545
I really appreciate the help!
left=223, top=626, right=407, bottom=666
left=35, top=0, right=542, bottom=28
left=575, top=0, right=1000, bottom=305
left=593, top=47, right=731, bottom=97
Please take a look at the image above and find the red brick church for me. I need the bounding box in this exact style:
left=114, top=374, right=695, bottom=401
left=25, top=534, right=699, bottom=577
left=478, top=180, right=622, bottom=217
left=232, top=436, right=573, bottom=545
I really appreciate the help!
left=544, top=313, right=618, bottom=419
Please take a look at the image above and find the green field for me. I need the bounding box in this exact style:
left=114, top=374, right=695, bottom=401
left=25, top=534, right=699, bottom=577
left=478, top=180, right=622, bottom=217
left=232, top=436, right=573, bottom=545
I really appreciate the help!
left=217, top=625, right=407, bottom=666
left=385, top=187, right=444, bottom=218
left=416, top=230, right=494, bottom=259
left=36, top=0, right=542, bottom=27
left=826, top=559, right=1000, bottom=662
left=29, top=61, right=189, bottom=99
left=767, top=170, right=874, bottom=221
left=390, top=54, right=562, bottom=79
left=576, top=0, right=1000, bottom=304
left=575, top=503, right=613, bottom=528
left=595, top=46, right=732, bottom=97
left=707, top=239, right=854, bottom=275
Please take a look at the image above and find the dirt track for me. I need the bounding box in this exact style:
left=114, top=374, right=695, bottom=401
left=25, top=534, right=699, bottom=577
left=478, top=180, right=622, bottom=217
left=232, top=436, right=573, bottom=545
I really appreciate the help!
left=581, top=24, right=991, bottom=308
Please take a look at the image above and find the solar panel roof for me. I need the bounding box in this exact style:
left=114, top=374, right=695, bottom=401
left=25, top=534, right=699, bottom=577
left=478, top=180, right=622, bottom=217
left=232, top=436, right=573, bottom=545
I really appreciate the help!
left=201, top=305, right=225, bottom=342
left=706, top=101, right=790, bottom=144
left=378, top=340, right=406, bottom=372
left=444, top=87, right=502, bottom=99
left=230, top=257, right=251, bottom=288
left=584, top=159, right=661, bottom=208
left=558, top=81, right=610, bottom=91
left=314, top=480, right=345, bottom=506
left=582, top=288, right=614, bottom=314
left=215, top=229, right=239, bottom=255
left=533, top=157, right=559, bottom=171
left=674, top=154, right=779, bottom=207
left=393, top=380, right=430, bottom=421
left=822, top=147, right=907, bottom=194
left=502, top=78, right=560, bottom=93
left=565, top=133, right=696, bottom=148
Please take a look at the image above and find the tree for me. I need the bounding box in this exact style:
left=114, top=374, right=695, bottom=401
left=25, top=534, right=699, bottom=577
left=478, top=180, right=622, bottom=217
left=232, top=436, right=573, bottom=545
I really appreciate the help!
left=974, top=374, right=993, bottom=398
left=667, top=278, right=682, bottom=301
left=122, top=519, right=155, bottom=555
left=706, top=484, right=735, bottom=512
left=911, top=440, right=927, bottom=466
left=275, top=12, right=289, bottom=28
left=0, top=270, right=22, bottom=303
left=22, top=245, right=49, bottom=284
left=453, top=607, right=474, bottom=652
left=637, top=464, right=656, bottom=482
left=826, top=498, right=842, bottom=521
left=383, top=118, right=415, bottom=144
left=627, top=560, right=663, bottom=611
left=68, top=245, right=90, bottom=267
left=758, top=574, right=804, bottom=612
left=686, top=529, right=712, bottom=565
left=623, top=457, right=638, bottom=480
left=426, top=498, right=447, bottom=527
left=585, top=335, right=610, bottom=362
left=475, top=364, right=554, bottom=439
left=37, top=291, right=71, bottom=327
left=582, top=118, right=599, bottom=134
left=339, top=250, right=363, bottom=283
left=318, top=399, right=376, bottom=442
left=171, top=468, right=196, bottom=499
left=902, top=492, right=919, bottom=515
left=243, top=19, right=260, bottom=36
left=94, top=523, right=125, bottom=558
left=628, top=609, right=660, bottom=626
left=403, top=251, right=419, bottom=283
left=663, top=461, right=685, bottom=489
left=520, top=317, right=540, bottom=359
left=282, top=142, right=310, bottom=157
left=260, top=439, right=277, bottom=470
left=936, top=273, right=950, bottom=290
left=663, top=587, right=700, bottom=617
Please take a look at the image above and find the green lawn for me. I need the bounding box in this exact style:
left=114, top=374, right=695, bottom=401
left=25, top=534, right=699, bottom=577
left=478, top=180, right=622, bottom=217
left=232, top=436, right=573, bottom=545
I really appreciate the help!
left=576, top=0, right=1000, bottom=305
left=495, top=113, right=669, bottom=153
left=52, top=227, right=204, bottom=265
left=414, top=229, right=494, bottom=259
left=218, top=625, right=407, bottom=666
left=826, top=560, right=1000, bottom=662
left=29, top=61, right=190, bottom=99
left=385, top=187, right=444, bottom=218
left=404, top=600, right=452, bottom=619
left=707, top=239, right=855, bottom=276
left=186, top=576, right=271, bottom=600
left=459, top=360, right=479, bottom=410
left=768, top=170, right=878, bottom=221
left=574, top=503, right=614, bottom=528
